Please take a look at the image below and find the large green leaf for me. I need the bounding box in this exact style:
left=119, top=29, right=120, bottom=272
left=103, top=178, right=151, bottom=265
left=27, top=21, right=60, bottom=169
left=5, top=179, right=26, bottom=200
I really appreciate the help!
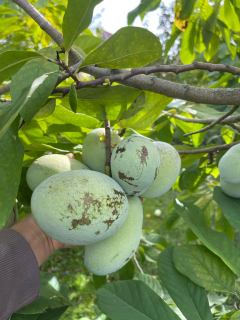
left=0, top=117, right=24, bottom=228
left=81, top=27, right=162, bottom=69
left=0, top=51, right=41, bottom=84
left=62, top=0, right=103, bottom=53
left=213, top=186, right=240, bottom=231
left=219, top=0, right=240, bottom=32
left=127, top=0, right=161, bottom=25
left=0, top=74, right=52, bottom=139
left=135, top=274, right=167, bottom=299
left=45, top=103, right=100, bottom=129
left=115, top=91, right=172, bottom=130
left=68, top=85, right=141, bottom=120
left=35, top=306, right=68, bottom=320
left=11, top=314, right=40, bottom=320
left=73, top=35, right=104, bottom=54
left=10, top=47, right=58, bottom=122
left=179, top=0, right=197, bottom=20
left=0, top=5, right=18, bottom=14
left=180, top=21, right=196, bottom=64
left=158, top=247, right=213, bottom=320
left=231, top=311, right=240, bottom=319
left=173, top=244, right=237, bottom=295
left=96, top=280, right=181, bottom=320
left=174, top=199, right=240, bottom=277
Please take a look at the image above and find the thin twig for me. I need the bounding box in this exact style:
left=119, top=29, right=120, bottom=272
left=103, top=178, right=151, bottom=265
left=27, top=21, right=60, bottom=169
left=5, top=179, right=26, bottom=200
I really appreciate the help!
left=58, top=61, right=80, bottom=85
left=104, top=120, right=111, bottom=177
left=118, top=128, right=126, bottom=137
left=163, top=112, right=240, bottom=125
left=133, top=254, right=144, bottom=274
left=183, top=106, right=240, bottom=137
left=229, top=123, right=240, bottom=133
left=178, top=141, right=240, bottom=154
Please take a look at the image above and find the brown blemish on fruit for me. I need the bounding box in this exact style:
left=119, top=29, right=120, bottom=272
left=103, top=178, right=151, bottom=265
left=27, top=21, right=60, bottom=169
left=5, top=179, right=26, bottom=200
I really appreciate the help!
left=72, top=216, right=91, bottom=228
left=49, top=186, right=52, bottom=188
left=112, top=208, right=118, bottom=215
left=113, top=189, right=125, bottom=197
left=118, top=172, right=137, bottom=187
left=103, top=218, right=115, bottom=230
left=95, top=231, right=100, bottom=235
left=114, top=146, right=126, bottom=159
left=154, top=167, right=158, bottom=180
left=132, top=250, right=134, bottom=253
left=125, top=258, right=130, bottom=262
left=136, top=146, right=148, bottom=166
left=68, top=203, right=74, bottom=211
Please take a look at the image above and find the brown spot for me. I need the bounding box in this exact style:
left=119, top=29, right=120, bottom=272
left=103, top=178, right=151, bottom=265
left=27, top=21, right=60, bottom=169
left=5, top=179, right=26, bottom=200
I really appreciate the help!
left=68, top=203, right=74, bottom=211
left=72, top=217, right=91, bottom=228
left=114, top=147, right=126, bottom=159
left=118, top=172, right=138, bottom=187
left=136, top=146, right=148, bottom=166
left=49, top=186, right=52, bottom=188
left=112, top=208, right=118, bottom=215
left=113, top=189, right=125, bottom=197
left=103, top=218, right=115, bottom=230
left=125, top=258, right=130, bottom=262
left=95, top=231, right=100, bottom=235
left=154, top=167, right=158, bottom=180
left=132, top=250, right=134, bottom=253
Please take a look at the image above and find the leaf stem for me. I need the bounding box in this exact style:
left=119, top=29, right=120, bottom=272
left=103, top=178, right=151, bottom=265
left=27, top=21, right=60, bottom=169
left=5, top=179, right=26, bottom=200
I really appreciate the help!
left=105, top=120, right=111, bottom=177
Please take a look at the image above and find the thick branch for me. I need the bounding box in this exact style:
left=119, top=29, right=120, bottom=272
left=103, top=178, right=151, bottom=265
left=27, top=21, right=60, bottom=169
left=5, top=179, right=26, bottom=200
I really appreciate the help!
left=183, top=106, right=239, bottom=137
left=163, top=112, right=240, bottom=125
left=0, top=84, right=10, bottom=95
left=178, top=141, right=240, bottom=154
left=104, top=120, right=111, bottom=177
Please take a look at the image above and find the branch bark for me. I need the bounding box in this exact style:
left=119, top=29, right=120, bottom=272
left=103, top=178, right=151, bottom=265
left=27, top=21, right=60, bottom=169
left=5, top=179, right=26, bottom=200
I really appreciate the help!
left=183, top=106, right=239, bottom=137
left=178, top=141, right=240, bottom=154
left=104, top=120, right=111, bottom=177
left=0, top=84, right=10, bottom=95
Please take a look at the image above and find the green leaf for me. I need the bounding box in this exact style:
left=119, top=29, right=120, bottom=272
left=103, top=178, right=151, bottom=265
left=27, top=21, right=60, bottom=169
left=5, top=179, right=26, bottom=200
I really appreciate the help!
left=11, top=314, right=40, bottom=320
left=231, top=310, right=240, bottom=319
left=115, top=91, right=172, bottom=130
left=173, top=244, right=237, bottom=295
left=45, top=103, right=100, bottom=129
left=215, top=208, right=235, bottom=240
left=0, top=118, right=24, bottom=228
left=118, top=260, right=135, bottom=280
left=0, top=51, right=41, bottom=84
left=0, top=5, right=18, bottom=14
left=127, top=0, right=161, bottom=25
left=35, top=306, right=68, bottom=320
left=73, top=35, right=104, bottom=54
left=96, top=280, right=181, bottom=320
left=69, top=83, right=78, bottom=113
left=158, top=247, right=213, bottom=320
left=71, top=45, right=86, bottom=60
left=213, top=187, right=240, bottom=231
left=164, top=26, right=181, bottom=56
left=135, top=274, right=168, bottom=299
left=180, top=21, right=196, bottom=64
left=93, top=275, right=107, bottom=291
left=220, top=0, right=240, bottom=32
left=81, top=27, right=162, bottom=69
left=179, top=0, right=197, bottom=20
left=10, top=47, right=58, bottom=122
left=174, top=199, right=240, bottom=277
left=204, top=33, right=220, bottom=62
left=0, top=74, right=52, bottom=139
left=66, top=85, right=141, bottom=120
left=62, top=0, right=103, bottom=53
left=34, top=99, right=56, bottom=120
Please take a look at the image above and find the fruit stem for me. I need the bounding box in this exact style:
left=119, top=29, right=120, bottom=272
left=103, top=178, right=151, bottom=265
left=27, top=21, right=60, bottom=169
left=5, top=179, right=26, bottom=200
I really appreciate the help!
left=105, top=120, right=111, bottom=177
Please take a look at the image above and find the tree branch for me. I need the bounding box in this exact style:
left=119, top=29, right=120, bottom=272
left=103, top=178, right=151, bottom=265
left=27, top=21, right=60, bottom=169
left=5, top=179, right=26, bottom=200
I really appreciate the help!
left=0, top=98, right=12, bottom=103
left=104, top=120, right=111, bottom=177
left=178, top=141, right=240, bottom=154
left=0, top=84, right=10, bottom=95
left=163, top=112, right=240, bottom=125
left=183, top=105, right=239, bottom=137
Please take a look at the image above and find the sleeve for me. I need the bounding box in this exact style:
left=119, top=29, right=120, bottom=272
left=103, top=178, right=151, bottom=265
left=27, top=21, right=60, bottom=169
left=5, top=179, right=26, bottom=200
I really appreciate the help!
left=0, top=228, right=41, bottom=320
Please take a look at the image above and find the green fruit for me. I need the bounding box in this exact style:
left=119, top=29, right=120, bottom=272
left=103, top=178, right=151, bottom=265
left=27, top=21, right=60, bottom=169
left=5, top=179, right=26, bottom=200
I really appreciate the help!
left=220, top=178, right=240, bottom=198
left=31, top=170, right=129, bottom=245
left=26, top=154, right=89, bottom=191
left=111, top=135, right=160, bottom=196
left=218, top=144, right=240, bottom=183
left=141, top=142, right=181, bottom=198
left=84, top=196, right=143, bottom=275
left=82, top=128, right=121, bottom=174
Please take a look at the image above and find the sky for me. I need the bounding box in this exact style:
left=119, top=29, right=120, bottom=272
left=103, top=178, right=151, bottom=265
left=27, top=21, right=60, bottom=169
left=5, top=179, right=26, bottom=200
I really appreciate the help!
left=92, top=0, right=172, bottom=34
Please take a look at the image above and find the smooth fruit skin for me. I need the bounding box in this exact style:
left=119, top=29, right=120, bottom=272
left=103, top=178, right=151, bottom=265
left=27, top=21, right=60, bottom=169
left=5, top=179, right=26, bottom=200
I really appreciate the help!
left=141, top=142, right=181, bottom=198
left=84, top=196, right=143, bottom=275
left=218, top=144, right=240, bottom=183
left=27, top=154, right=89, bottom=191
left=111, top=135, right=160, bottom=196
left=31, top=170, right=129, bottom=245
left=220, top=179, right=240, bottom=198
left=82, top=128, right=121, bottom=174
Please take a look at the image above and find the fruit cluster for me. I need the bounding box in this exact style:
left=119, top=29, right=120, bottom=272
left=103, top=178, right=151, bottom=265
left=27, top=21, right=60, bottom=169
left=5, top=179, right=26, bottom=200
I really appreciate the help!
left=27, top=128, right=181, bottom=275
left=218, top=144, right=240, bottom=198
